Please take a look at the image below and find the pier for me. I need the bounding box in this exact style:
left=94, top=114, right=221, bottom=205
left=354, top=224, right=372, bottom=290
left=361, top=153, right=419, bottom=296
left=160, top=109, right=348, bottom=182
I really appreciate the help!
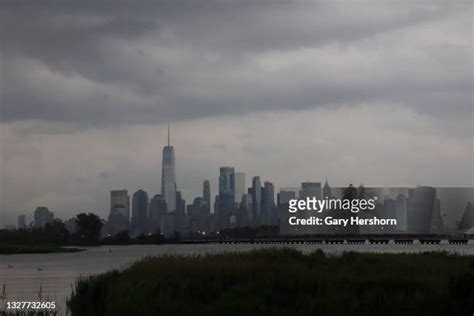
left=181, top=234, right=471, bottom=245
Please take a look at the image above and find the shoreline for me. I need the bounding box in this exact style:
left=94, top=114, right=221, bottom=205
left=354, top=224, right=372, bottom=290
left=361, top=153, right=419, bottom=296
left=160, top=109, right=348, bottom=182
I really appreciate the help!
left=0, top=244, right=84, bottom=255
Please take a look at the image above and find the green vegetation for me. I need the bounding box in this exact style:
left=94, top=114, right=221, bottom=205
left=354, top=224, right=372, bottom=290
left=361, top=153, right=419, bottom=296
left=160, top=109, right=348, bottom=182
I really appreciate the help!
left=67, top=249, right=474, bottom=316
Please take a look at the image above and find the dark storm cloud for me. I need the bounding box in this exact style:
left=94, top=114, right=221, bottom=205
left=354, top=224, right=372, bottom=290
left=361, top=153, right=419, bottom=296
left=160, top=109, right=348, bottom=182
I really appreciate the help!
left=0, top=0, right=472, bottom=127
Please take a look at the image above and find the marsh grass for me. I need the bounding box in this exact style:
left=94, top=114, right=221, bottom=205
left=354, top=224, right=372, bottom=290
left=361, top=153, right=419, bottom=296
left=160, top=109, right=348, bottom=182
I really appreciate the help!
left=67, top=248, right=474, bottom=315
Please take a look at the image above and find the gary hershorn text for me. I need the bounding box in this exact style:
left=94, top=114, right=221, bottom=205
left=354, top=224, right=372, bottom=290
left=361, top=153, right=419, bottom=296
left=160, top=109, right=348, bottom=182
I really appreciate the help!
left=288, top=216, right=397, bottom=227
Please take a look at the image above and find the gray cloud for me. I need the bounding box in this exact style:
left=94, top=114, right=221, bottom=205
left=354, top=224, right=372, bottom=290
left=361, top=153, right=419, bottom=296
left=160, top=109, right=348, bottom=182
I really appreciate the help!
left=1, top=0, right=471, bottom=126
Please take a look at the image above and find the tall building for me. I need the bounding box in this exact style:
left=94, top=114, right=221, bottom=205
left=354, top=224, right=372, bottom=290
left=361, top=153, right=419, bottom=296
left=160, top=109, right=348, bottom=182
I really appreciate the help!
left=18, top=215, right=27, bottom=229
left=278, top=190, right=297, bottom=235
left=149, top=194, right=167, bottom=232
left=407, top=186, right=436, bottom=234
left=131, top=189, right=149, bottom=235
left=161, top=125, right=177, bottom=213
left=300, top=182, right=322, bottom=199
left=174, top=191, right=186, bottom=234
left=175, top=191, right=186, bottom=215
left=251, top=176, right=262, bottom=224
left=218, top=167, right=235, bottom=227
left=203, top=180, right=211, bottom=212
left=110, top=190, right=130, bottom=219
left=395, top=194, right=408, bottom=231
left=261, top=181, right=275, bottom=226
left=459, top=202, right=474, bottom=230
left=232, top=172, right=245, bottom=205
left=108, top=190, right=130, bottom=235
left=34, top=207, right=54, bottom=228
left=240, top=193, right=253, bottom=225
left=323, top=179, right=332, bottom=198
left=278, top=189, right=296, bottom=205
left=187, top=197, right=209, bottom=233
left=430, top=197, right=444, bottom=234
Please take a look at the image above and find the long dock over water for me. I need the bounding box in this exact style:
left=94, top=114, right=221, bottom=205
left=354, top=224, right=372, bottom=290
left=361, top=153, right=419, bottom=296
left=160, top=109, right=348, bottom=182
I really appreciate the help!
left=181, top=234, right=472, bottom=245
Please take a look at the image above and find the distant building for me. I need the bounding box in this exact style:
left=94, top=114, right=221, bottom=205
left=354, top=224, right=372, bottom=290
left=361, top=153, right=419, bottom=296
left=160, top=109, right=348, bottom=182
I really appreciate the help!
left=108, top=190, right=130, bottom=235
left=187, top=197, right=209, bottom=233
left=239, top=193, right=253, bottom=226
left=300, top=182, right=321, bottom=199
left=431, top=197, right=444, bottom=234
left=251, top=176, right=262, bottom=225
left=174, top=191, right=186, bottom=234
left=277, top=189, right=297, bottom=205
left=278, top=189, right=297, bottom=235
left=18, top=215, right=27, bottom=229
left=149, top=194, right=167, bottom=233
left=407, top=187, right=436, bottom=234
left=131, top=189, right=149, bottom=235
left=176, top=191, right=186, bottom=215
left=358, top=184, right=366, bottom=200
left=261, top=181, right=275, bottom=226
left=458, top=201, right=473, bottom=230
left=34, top=207, right=54, bottom=228
left=232, top=172, right=245, bottom=205
left=218, top=167, right=235, bottom=227
left=161, top=125, right=177, bottom=213
left=110, top=190, right=130, bottom=218
left=323, top=179, right=332, bottom=198
left=203, top=180, right=211, bottom=212
left=395, top=194, right=408, bottom=231
left=342, top=184, right=357, bottom=201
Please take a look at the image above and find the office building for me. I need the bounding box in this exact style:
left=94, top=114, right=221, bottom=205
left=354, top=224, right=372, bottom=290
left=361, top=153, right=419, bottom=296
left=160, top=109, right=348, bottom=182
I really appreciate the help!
left=161, top=125, right=177, bottom=213
left=34, top=207, right=54, bottom=228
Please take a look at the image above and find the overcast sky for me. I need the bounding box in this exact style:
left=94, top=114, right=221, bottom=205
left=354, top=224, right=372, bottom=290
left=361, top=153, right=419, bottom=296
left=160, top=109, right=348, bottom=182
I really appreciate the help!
left=0, top=0, right=473, bottom=225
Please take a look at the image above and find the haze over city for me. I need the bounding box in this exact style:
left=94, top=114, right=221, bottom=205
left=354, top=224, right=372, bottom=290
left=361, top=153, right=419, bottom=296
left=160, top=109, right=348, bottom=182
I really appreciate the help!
left=1, top=1, right=473, bottom=225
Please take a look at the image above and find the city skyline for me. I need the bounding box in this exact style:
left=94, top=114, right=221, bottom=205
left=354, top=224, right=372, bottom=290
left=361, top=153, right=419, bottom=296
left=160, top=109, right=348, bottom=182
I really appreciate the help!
left=12, top=182, right=474, bottom=238
left=1, top=1, right=473, bottom=226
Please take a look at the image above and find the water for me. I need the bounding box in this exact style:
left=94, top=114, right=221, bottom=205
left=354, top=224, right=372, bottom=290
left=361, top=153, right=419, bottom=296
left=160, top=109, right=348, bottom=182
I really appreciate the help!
left=1, top=242, right=473, bottom=314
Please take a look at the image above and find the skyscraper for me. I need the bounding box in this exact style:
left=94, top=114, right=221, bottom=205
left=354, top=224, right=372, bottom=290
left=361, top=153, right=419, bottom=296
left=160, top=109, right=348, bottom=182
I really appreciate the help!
left=300, top=182, right=322, bottom=199
left=218, top=166, right=235, bottom=227
left=18, top=215, right=27, bottom=229
left=149, top=194, right=167, bottom=232
left=232, top=172, right=245, bottom=205
left=203, top=180, right=211, bottom=212
left=277, top=189, right=297, bottom=205
left=407, top=186, right=436, bottom=234
left=174, top=191, right=186, bottom=234
left=251, top=176, right=262, bottom=224
left=161, top=125, right=177, bottom=213
left=110, top=190, right=130, bottom=219
left=34, top=207, right=54, bottom=228
left=131, top=189, right=149, bottom=235
left=108, top=189, right=130, bottom=235
left=262, top=181, right=275, bottom=226
left=323, top=179, right=332, bottom=198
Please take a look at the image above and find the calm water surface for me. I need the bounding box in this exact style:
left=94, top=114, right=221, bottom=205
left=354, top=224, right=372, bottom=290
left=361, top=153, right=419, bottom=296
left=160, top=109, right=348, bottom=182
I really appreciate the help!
left=1, top=242, right=473, bottom=314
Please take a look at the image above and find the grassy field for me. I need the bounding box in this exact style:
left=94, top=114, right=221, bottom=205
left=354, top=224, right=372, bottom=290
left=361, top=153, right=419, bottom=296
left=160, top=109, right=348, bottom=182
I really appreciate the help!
left=0, top=243, right=83, bottom=255
left=67, top=248, right=474, bottom=316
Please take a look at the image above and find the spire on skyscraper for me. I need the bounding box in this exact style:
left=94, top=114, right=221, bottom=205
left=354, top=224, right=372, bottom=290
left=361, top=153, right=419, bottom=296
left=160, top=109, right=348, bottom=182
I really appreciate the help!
left=162, top=124, right=176, bottom=213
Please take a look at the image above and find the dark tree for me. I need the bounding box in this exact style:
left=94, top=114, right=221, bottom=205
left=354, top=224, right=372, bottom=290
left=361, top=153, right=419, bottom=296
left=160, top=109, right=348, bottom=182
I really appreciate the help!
left=74, top=213, right=103, bottom=244
left=44, top=219, right=70, bottom=244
